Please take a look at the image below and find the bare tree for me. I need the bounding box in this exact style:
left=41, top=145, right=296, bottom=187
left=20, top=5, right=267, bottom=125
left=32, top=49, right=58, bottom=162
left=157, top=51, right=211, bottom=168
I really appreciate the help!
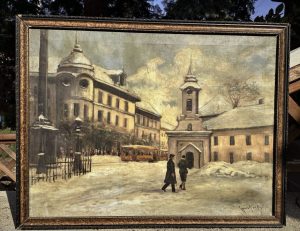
left=221, top=79, right=260, bottom=108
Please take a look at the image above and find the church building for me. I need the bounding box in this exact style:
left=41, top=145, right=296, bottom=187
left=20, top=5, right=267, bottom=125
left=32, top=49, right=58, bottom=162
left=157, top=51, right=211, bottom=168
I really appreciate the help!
left=167, top=62, right=274, bottom=168
left=166, top=64, right=212, bottom=169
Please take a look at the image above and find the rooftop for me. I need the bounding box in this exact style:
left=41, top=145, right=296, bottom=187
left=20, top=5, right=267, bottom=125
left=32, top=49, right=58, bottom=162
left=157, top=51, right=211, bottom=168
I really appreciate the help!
left=58, top=43, right=93, bottom=71
left=203, top=103, right=274, bottom=130
left=136, top=101, right=161, bottom=119
left=199, top=94, right=232, bottom=117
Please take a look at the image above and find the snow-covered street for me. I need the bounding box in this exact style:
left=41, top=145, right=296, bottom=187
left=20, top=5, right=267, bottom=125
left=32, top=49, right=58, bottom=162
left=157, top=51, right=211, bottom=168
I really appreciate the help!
left=29, top=156, right=272, bottom=217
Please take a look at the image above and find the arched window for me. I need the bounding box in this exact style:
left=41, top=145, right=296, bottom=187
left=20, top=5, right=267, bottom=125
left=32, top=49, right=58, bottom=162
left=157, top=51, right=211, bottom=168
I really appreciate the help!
left=187, top=123, right=192, bottom=131
left=186, top=99, right=192, bottom=111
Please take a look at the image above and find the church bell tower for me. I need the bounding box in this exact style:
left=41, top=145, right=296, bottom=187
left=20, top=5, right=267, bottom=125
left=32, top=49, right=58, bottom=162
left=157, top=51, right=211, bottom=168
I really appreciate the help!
left=180, top=61, right=201, bottom=118
left=166, top=56, right=212, bottom=169
left=175, top=58, right=205, bottom=131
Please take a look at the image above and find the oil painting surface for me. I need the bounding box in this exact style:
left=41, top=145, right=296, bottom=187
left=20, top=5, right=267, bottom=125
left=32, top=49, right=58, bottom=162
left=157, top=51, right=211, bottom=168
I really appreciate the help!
left=28, top=29, right=276, bottom=217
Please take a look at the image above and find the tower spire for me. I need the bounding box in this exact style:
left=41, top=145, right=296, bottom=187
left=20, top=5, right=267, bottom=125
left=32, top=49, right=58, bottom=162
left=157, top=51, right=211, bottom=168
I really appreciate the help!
left=187, top=53, right=193, bottom=75
left=73, top=31, right=83, bottom=53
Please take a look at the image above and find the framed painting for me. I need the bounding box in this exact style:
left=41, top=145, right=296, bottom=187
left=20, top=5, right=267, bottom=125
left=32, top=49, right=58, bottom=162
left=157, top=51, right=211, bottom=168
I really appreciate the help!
left=16, top=15, right=289, bottom=229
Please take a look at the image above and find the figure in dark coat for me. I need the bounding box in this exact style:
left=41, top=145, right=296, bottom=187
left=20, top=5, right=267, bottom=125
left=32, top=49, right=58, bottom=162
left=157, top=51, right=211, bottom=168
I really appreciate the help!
left=162, top=154, right=177, bottom=192
left=178, top=155, right=188, bottom=190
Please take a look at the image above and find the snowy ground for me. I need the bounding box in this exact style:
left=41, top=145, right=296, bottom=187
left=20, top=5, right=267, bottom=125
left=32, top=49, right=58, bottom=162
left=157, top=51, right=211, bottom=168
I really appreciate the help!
left=29, top=156, right=273, bottom=217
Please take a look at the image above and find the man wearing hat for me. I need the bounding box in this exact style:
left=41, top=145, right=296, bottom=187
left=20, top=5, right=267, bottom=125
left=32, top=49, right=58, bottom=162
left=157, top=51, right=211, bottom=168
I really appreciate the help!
left=162, top=154, right=177, bottom=192
left=178, top=155, right=188, bottom=190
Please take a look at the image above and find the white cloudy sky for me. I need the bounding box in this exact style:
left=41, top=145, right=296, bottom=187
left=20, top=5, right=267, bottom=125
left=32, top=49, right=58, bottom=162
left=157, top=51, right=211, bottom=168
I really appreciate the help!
left=29, top=29, right=277, bottom=125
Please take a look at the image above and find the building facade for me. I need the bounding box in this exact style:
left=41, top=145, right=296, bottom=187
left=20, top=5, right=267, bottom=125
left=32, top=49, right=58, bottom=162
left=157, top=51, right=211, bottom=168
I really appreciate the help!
left=30, top=40, right=162, bottom=154
left=204, top=104, right=274, bottom=163
left=167, top=65, right=212, bottom=169
left=135, top=105, right=161, bottom=146
left=167, top=66, right=274, bottom=168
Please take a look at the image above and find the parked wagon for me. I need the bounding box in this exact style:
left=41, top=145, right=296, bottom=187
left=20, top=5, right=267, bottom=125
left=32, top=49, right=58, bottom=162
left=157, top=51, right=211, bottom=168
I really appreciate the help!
left=120, top=145, right=161, bottom=162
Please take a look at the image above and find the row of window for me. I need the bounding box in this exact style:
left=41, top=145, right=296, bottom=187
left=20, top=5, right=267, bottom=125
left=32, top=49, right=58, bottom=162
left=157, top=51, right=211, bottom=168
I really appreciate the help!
left=98, top=91, right=129, bottom=112
left=63, top=103, right=128, bottom=128
left=136, top=114, right=159, bottom=129
left=136, top=129, right=157, bottom=141
left=211, top=152, right=270, bottom=163
left=64, top=103, right=89, bottom=120
left=97, top=110, right=128, bottom=128
left=213, top=135, right=270, bottom=146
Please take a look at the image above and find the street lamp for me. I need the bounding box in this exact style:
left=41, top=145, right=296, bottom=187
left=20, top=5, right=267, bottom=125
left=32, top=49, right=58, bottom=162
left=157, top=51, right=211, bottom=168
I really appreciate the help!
left=74, top=116, right=83, bottom=175
left=74, top=116, right=83, bottom=153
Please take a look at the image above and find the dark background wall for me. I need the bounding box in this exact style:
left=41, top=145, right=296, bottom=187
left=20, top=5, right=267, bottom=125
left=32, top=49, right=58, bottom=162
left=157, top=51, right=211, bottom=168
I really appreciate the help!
left=0, top=0, right=298, bottom=131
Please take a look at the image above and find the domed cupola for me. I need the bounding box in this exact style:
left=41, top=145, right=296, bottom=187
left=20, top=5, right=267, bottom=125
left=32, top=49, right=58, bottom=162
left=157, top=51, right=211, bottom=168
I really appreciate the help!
left=57, top=41, right=94, bottom=76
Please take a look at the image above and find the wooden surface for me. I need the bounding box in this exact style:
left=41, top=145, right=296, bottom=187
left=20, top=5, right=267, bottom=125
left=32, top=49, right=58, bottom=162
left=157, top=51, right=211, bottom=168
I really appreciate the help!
left=0, top=134, right=16, bottom=144
left=0, top=140, right=16, bottom=182
left=0, top=160, right=16, bottom=182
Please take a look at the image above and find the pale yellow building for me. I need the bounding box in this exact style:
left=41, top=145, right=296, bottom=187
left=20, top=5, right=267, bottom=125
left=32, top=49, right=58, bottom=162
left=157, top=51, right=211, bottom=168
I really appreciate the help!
left=204, top=104, right=274, bottom=163
left=167, top=64, right=274, bottom=169
left=135, top=103, right=161, bottom=146
left=30, top=40, right=165, bottom=154
left=54, top=42, right=141, bottom=138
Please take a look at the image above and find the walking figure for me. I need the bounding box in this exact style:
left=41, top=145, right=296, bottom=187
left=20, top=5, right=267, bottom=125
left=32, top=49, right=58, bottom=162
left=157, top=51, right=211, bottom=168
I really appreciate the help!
left=162, top=154, right=177, bottom=192
left=178, top=155, right=188, bottom=190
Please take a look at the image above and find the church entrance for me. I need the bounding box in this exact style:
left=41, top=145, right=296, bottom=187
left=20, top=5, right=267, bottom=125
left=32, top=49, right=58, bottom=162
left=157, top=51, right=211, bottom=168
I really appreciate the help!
left=186, top=152, right=194, bottom=169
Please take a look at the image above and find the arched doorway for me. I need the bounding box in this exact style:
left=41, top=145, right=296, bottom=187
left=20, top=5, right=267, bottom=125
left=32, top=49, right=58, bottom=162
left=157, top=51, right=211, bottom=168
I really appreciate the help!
left=186, top=152, right=194, bottom=168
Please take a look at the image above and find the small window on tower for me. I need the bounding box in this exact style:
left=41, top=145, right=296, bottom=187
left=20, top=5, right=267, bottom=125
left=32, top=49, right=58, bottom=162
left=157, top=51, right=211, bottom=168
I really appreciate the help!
left=230, top=136, right=235, bottom=145
left=186, top=87, right=193, bottom=94
left=187, top=123, right=192, bottom=131
left=186, top=99, right=192, bottom=111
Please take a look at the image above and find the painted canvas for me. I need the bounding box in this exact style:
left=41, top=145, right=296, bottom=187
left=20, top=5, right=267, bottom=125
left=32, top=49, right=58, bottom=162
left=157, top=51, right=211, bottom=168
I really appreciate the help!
left=17, top=17, right=288, bottom=228
left=28, top=28, right=276, bottom=217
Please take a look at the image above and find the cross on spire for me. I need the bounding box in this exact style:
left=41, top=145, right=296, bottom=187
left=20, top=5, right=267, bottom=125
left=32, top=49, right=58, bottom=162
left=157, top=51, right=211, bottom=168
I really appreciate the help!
left=187, top=53, right=193, bottom=75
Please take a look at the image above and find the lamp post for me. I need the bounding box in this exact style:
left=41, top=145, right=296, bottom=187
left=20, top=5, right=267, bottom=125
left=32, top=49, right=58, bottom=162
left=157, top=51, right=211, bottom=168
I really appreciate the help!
left=74, top=117, right=83, bottom=153
left=74, top=117, right=83, bottom=175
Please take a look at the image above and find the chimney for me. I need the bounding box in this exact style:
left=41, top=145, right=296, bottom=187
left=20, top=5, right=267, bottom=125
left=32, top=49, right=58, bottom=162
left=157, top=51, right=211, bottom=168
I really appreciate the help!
left=38, top=30, right=48, bottom=116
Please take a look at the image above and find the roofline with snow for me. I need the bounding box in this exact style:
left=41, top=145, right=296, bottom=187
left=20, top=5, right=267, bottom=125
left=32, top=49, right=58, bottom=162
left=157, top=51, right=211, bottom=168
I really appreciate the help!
left=207, top=125, right=274, bottom=132
left=136, top=106, right=161, bottom=120
left=166, top=131, right=212, bottom=137
left=94, top=80, right=141, bottom=103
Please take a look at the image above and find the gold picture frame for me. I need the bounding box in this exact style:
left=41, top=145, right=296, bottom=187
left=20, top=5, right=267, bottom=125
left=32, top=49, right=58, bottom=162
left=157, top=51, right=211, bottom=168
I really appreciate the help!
left=16, top=15, right=289, bottom=229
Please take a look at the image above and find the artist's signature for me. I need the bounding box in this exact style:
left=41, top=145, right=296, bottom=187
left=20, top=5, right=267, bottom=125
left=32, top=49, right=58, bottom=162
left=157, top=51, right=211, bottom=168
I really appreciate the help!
left=238, top=204, right=268, bottom=215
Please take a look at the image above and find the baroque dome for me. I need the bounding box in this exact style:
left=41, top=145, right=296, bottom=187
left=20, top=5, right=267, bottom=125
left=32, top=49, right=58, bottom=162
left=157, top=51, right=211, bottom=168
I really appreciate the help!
left=57, top=43, right=94, bottom=73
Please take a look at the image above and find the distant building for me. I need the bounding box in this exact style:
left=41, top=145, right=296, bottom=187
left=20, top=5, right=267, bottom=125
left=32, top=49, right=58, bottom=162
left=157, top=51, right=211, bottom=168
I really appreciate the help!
left=30, top=40, right=162, bottom=153
left=204, top=104, right=273, bottom=163
left=135, top=103, right=161, bottom=146
left=167, top=64, right=274, bottom=168
left=159, top=122, right=176, bottom=151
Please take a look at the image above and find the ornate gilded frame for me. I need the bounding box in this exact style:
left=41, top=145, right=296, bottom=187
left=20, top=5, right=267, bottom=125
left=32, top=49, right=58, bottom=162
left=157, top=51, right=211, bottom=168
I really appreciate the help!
left=16, top=15, right=289, bottom=229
